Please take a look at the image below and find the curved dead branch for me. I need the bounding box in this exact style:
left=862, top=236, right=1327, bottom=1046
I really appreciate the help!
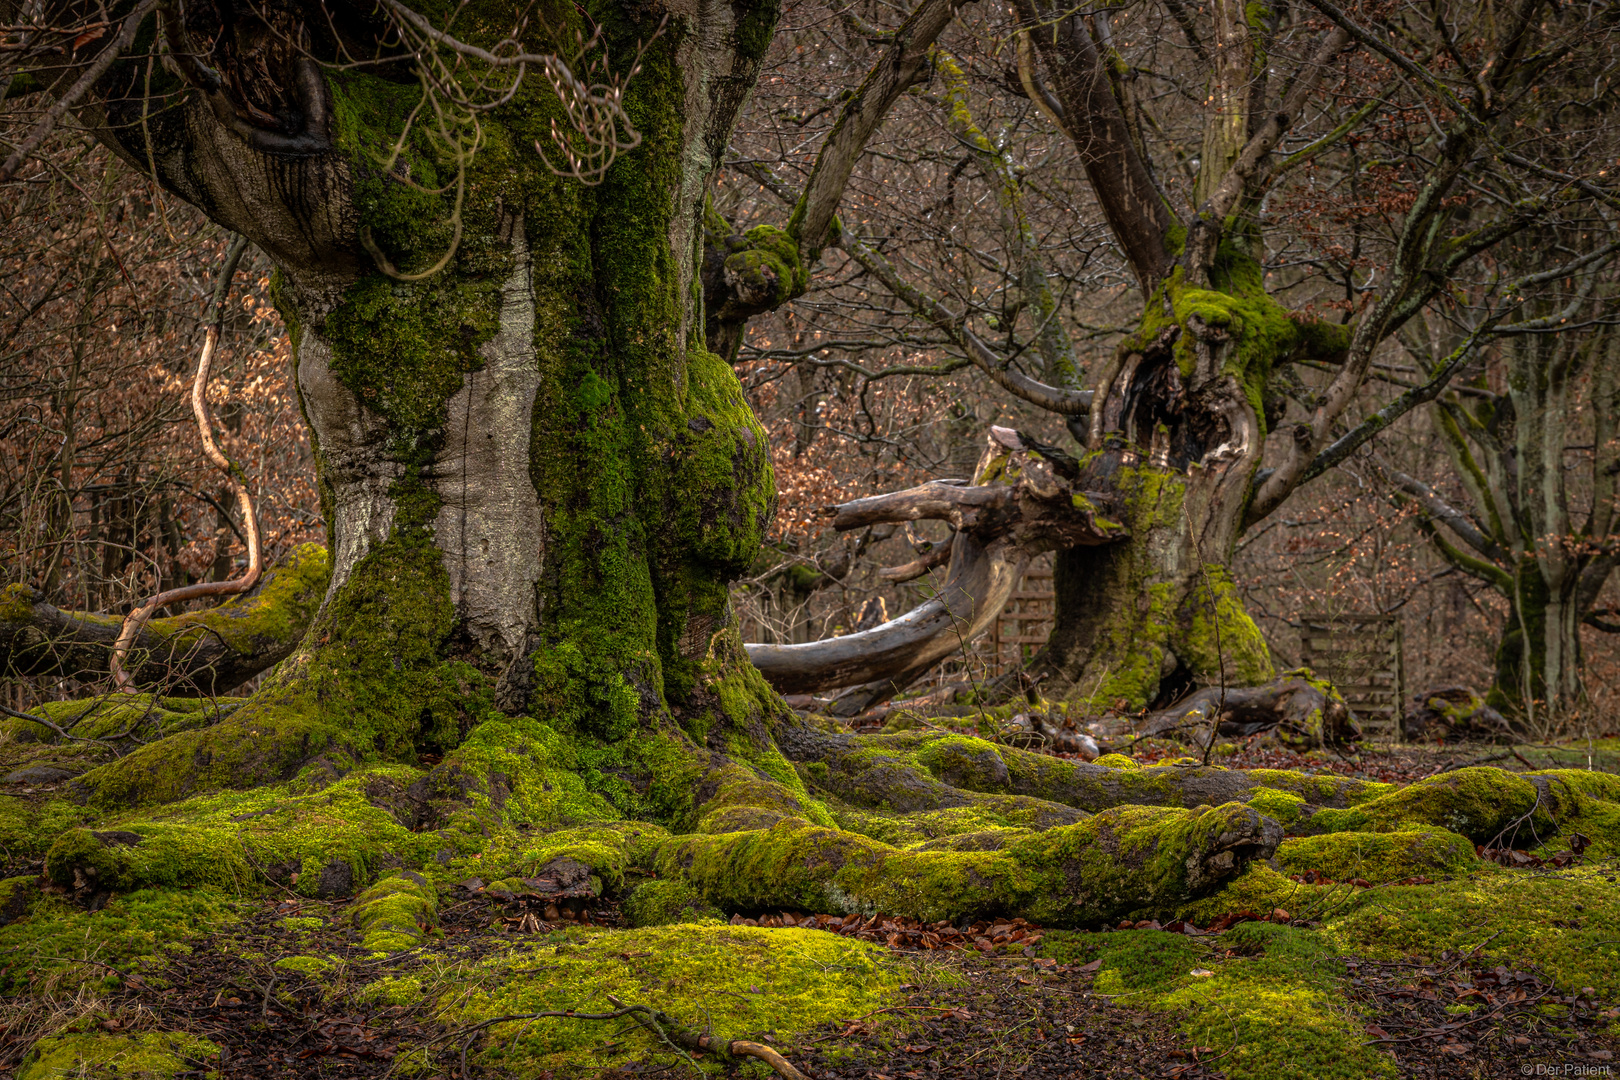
left=747, top=530, right=1026, bottom=698
left=746, top=427, right=1128, bottom=705
left=111, top=235, right=261, bottom=691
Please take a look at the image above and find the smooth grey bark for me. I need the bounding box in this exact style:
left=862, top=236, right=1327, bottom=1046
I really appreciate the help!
left=427, top=228, right=543, bottom=661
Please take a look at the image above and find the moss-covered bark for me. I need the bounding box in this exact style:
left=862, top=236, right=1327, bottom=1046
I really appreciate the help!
left=1031, top=256, right=1336, bottom=714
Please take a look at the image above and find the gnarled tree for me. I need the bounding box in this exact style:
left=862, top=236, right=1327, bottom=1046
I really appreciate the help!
left=730, top=0, right=1620, bottom=745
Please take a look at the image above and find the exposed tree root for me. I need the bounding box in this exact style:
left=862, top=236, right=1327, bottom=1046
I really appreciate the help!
left=1136, top=671, right=1360, bottom=749
left=25, top=690, right=1620, bottom=939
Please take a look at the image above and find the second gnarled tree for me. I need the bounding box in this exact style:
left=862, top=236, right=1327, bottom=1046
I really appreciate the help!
left=731, top=0, right=1620, bottom=738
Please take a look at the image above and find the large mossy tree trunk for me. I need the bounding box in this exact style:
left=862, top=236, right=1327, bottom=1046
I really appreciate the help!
left=53, top=0, right=784, bottom=810
left=1030, top=303, right=1281, bottom=713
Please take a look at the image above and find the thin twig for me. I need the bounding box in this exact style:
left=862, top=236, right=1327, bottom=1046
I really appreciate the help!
left=0, top=0, right=158, bottom=184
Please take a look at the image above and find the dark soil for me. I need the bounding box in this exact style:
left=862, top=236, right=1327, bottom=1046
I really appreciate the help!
left=793, top=957, right=1222, bottom=1080
left=1343, top=953, right=1620, bottom=1079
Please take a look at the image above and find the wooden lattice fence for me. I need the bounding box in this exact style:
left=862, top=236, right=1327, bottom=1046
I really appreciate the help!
left=1298, top=613, right=1407, bottom=741
left=986, top=563, right=1056, bottom=677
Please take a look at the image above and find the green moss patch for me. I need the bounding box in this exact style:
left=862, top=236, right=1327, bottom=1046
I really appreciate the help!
left=0, top=887, right=240, bottom=994
left=273, top=955, right=336, bottom=978
left=1180, top=857, right=1620, bottom=1001
left=47, top=766, right=438, bottom=899
left=1039, top=923, right=1395, bottom=1079
left=18, top=1031, right=221, bottom=1079
left=1157, top=922, right=1397, bottom=1080
left=0, top=793, right=91, bottom=871
left=622, top=879, right=718, bottom=927
left=1306, top=767, right=1548, bottom=841
left=1245, top=786, right=1306, bottom=824
left=1038, top=928, right=1208, bottom=994
left=1322, top=864, right=1620, bottom=998
left=1176, top=863, right=1327, bottom=925
left=449, top=924, right=901, bottom=1076
left=659, top=801, right=1277, bottom=927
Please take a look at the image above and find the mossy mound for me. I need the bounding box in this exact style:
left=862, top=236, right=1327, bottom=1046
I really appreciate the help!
left=352, top=871, right=439, bottom=954
left=657, top=800, right=1280, bottom=926
left=1324, top=864, right=1620, bottom=998
left=444, top=924, right=902, bottom=1077
left=621, top=879, right=719, bottom=927
left=1305, top=767, right=1548, bottom=840
left=1245, top=786, right=1307, bottom=824
left=1156, top=922, right=1397, bottom=1080
left=1275, top=828, right=1481, bottom=884
left=41, top=766, right=439, bottom=899
left=0, top=792, right=91, bottom=873
left=1039, top=922, right=1397, bottom=1080
left=18, top=1032, right=222, bottom=1080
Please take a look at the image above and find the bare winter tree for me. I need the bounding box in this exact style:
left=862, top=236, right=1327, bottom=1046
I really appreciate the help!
left=1384, top=259, right=1620, bottom=727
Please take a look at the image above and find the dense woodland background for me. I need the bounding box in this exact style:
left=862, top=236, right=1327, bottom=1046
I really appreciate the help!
left=3, top=0, right=1618, bottom=733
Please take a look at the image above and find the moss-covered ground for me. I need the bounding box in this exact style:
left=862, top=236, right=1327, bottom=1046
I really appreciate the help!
left=4, top=858, right=1616, bottom=1077
left=1041, top=857, right=1620, bottom=1079
left=5, top=726, right=1620, bottom=1077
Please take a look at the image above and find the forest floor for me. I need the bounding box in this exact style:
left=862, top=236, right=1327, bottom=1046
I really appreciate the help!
left=2, top=733, right=1619, bottom=1080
